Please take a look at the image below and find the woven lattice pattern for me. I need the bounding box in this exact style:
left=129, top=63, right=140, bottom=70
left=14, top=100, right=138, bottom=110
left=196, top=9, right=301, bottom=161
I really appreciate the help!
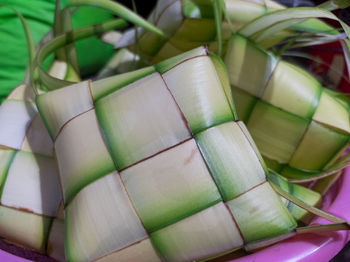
left=224, top=34, right=350, bottom=179
left=120, top=0, right=350, bottom=180
left=37, top=48, right=296, bottom=262
left=124, top=0, right=332, bottom=64
left=0, top=84, right=63, bottom=255
left=130, top=0, right=275, bottom=63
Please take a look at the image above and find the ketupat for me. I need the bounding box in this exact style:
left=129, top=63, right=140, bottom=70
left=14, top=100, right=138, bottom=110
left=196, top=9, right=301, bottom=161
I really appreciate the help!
left=231, top=6, right=350, bottom=185
left=0, top=25, right=319, bottom=262
left=0, top=2, right=163, bottom=259
left=36, top=46, right=295, bottom=261
left=224, top=33, right=350, bottom=181
left=116, top=0, right=336, bottom=62
left=0, top=61, right=69, bottom=261
left=35, top=44, right=344, bottom=261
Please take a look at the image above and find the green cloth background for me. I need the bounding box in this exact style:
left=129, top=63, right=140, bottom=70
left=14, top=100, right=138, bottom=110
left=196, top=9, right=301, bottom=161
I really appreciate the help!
left=0, top=0, right=115, bottom=103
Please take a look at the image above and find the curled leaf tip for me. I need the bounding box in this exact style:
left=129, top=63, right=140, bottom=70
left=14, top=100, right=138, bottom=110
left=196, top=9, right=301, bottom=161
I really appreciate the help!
left=66, top=0, right=166, bottom=37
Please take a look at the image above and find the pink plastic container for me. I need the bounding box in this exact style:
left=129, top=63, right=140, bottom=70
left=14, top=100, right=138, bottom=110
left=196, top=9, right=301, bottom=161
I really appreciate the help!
left=1, top=169, right=350, bottom=262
